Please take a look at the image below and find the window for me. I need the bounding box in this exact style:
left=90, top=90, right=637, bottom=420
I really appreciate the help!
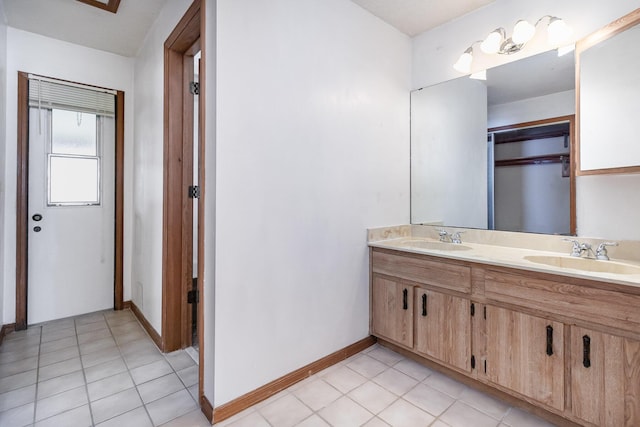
left=48, top=109, right=101, bottom=206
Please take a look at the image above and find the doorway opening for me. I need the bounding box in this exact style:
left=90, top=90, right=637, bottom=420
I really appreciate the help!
left=488, top=115, right=576, bottom=235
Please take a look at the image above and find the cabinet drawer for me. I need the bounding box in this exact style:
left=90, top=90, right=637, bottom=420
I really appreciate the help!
left=485, top=270, right=640, bottom=333
left=372, top=249, right=471, bottom=293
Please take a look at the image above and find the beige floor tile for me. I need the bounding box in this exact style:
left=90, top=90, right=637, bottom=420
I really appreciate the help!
left=367, top=346, right=404, bottom=366
left=223, top=410, right=270, bottom=427
left=321, top=366, right=367, bottom=394
left=0, top=345, right=39, bottom=364
left=40, top=336, right=77, bottom=354
left=40, top=327, right=75, bottom=343
left=79, top=336, right=117, bottom=355
left=78, top=328, right=112, bottom=344
left=176, top=365, right=198, bottom=387
left=35, top=404, right=92, bottom=427
left=76, top=321, right=108, bottom=335
left=378, top=398, right=435, bottom=427
left=81, top=346, right=122, bottom=369
left=293, top=378, right=342, bottom=411
left=137, top=373, right=185, bottom=404
left=0, top=401, right=34, bottom=427
left=37, top=371, right=86, bottom=400
left=96, top=406, right=153, bottom=427
left=146, top=389, right=198, bottom=426
left=502, top=407, right=558, bottom=427
left=84, top=358, right=127, bottom=383
left=35, top=386, right=88, bottom=421
left=362, top=417, right=390, bottom=426
left=38, top=357, right=82, bottom=382
left=165, top=350, right=196, bottom=372
left=296, top=414, right=331, bottom=427
left=90, top=387, right=142, bottom=424
left=392, top=358, right=433, bottom=381
left=440, top=401, right=500, bottom=427
left=0, top=370, right=37, bottom=394
left=317, top=395, right=373, bottom=427
left=0, top=384, right=36, bottom=412
left=346, top=355, right=389, bottom=379
left=403, top=383, right=455, bottom=416
left=0, top=356, right=38, bottom=378
left=87, top=371, right=134, bottom=402
left=259, top=394, right=313, bottom=427
left=130, top=359, right=173, bottom=385
left=459, top=387, right=510, bottom=420
left=348, top=381, right=397, bottom=415
left=38, top=345, right=80, bottom=367
left=159, top=408, right=211, bottom=427
left=423, top=371, right=468, bottom=398
left=372, top=368, right=418, bottom=396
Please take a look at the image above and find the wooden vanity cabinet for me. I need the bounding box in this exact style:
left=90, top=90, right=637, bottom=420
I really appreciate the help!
left=484, top=305, right=565, bottom=411
left=370, top=246, right=640, bottom=426
left=414, top=288, right=471, bottom=373
left=570, top=326, right=640, bottom=427
left=371, top=275, right=413, bottom=348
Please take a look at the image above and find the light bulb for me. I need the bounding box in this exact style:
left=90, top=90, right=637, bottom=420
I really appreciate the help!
left=512, top=20, right=536, bottom=44
left=453, top=49, right=473, bottom=73
left=548, top=18, right=573, bottom=46
left=481, top=29, right=503, bottom=54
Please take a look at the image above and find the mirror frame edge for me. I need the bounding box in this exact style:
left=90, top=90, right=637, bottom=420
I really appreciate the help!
left=575, top=7, right=640, bottom=176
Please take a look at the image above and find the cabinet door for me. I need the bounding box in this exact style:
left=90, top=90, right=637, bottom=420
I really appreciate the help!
left=414, top=289, right=470, bottom=372
left=485, top=306, right=564, bottom=411
left=371, top=275, right=413, bottom=348
left=571, top=326, right=640, bottom=427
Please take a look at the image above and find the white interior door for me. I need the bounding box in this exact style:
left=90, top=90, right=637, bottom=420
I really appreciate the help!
left=27, top=106, right=115, bottom=325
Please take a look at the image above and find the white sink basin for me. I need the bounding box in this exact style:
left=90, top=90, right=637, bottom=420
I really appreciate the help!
left=397, top=239, right=472, bottom=252
left=524, top=255, right=640, bottom=275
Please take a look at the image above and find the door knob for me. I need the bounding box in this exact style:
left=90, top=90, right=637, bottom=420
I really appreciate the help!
left=32, top=214, right=43, bottom=221
left=33, top=226, right=42, bottom=232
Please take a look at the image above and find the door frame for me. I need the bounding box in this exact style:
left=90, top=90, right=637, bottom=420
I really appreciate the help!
left=161, top=0, right=204, bottom=353
left=15, top=72, right=125, bottom=330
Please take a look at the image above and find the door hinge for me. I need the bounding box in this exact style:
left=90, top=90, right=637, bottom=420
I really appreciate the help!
left=187, top=289, right=199, bottom=304
left=189, top=81, right=199, bottom=95
left=471, top=355, right=476, bottom=369
left=470, top=303, right=475, bottom=317
left=188, top=185, right=200, bottom=199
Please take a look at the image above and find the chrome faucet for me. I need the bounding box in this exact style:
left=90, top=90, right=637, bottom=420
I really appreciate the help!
left=564, top=239, right=594, bottom=258
left=437, top=228, right=449, bottom=242
left=595, top=242, right=618, bottom=261
left=450, top=231, right=465, bottom=244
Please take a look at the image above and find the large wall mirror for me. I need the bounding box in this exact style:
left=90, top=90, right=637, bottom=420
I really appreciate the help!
left=577, top=9, right=640, bottom=174
left=411, top=49, right=575, bottom=234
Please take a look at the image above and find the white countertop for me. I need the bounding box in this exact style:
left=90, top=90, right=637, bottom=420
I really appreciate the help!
left=368, top=228, right=640, bottom=289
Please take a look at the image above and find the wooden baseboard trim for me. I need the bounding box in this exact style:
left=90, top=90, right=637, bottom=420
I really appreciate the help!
left=212, top=336, right=377, bottom=423
left=125, top=300, right=163, bottom=351
left=122, top=301, right=131, bottom=310
left=200, top=395, right=213, bottom=423
left=0, top=323, right=17, bottom=346
left=378, top=339, right=581, bottom=427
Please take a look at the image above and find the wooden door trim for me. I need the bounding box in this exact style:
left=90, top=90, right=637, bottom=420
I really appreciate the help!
left=15, top=72, right=125, bottom=329
left=161, top=0, right=202, bottom=353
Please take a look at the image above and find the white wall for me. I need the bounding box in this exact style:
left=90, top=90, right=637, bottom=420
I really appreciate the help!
left=212, top=0, right=410, bottom=406
left=412, top=0, right=639, bottom=90
left=0, top=3, right=7, bottom=326
left=488, top=90, right=575, bottom=129
left=131, top=0, right=194, bottom=334
left=2, top=28, right=135, bottom=324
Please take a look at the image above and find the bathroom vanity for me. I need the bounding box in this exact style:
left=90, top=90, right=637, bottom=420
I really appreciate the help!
left=368, top=225, right=640, bottom=427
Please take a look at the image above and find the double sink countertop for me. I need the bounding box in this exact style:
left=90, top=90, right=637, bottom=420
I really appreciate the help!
left=368, top=225, right=640, bottom=289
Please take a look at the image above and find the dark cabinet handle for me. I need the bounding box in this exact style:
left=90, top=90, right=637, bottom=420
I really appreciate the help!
left=546, top=325, right=554, bottom=356
left=402, top=288, right=408, bottom=310
left=583, top=335, right=591, bottom=368
left=422, top=294, right=427, bottom=316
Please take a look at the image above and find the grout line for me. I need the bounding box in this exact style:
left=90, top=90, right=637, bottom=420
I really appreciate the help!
left=32, top=325, right=43, bottom=426
left=75, top=314, right=97, bottom=426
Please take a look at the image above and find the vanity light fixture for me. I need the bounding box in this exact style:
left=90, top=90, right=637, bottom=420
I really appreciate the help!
left=454, top=16, right=573, bottom=73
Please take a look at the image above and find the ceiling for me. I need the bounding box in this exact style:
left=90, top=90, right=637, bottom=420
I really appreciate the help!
left=1, top=0, right=167, bottom=57
left=350, top=0, right=496, bottom=36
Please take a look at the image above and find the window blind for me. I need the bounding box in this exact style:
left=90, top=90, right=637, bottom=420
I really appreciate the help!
left=28, top=76, right=116, bottom=117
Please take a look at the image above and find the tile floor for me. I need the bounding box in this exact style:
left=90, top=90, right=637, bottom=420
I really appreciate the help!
left=0, top=309, right=209, bottom=427
left=1, top=310, right=559, bottom=427
left=216, top=344, right=558, bottom=427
